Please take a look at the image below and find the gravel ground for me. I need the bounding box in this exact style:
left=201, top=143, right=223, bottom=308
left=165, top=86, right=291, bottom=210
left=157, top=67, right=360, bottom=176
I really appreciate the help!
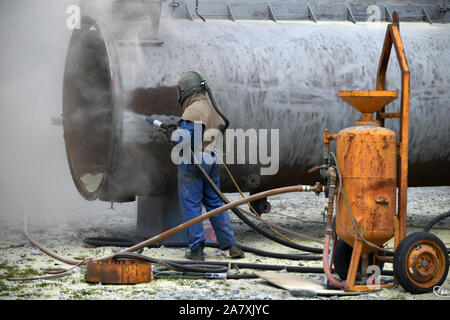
left=0, top=187, right=449, bottom=300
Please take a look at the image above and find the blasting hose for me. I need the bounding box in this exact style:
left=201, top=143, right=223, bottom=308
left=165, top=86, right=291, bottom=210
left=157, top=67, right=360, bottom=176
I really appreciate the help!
left=112, top=252, right=329, bottom=280
left=163, top=259, right=393, bottom=276
left=12, top=190, right=325, bottom=281
left=146, top=117, right=324, bottom=254
left=202, top=81, right=230, bottom=131
left=82, top=238, right=322, bottom=261
left=20, top=185, right=322, bottom=269
left=423, top=209, right=450, bottom=233
left=189, top=149, right=324, bottom=253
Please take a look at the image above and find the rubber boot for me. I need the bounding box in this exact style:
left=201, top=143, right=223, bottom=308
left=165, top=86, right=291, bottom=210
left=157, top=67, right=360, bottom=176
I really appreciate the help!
left=185, top=247, right=206, bottom=261
left=228, top=245, right=245, bottom=259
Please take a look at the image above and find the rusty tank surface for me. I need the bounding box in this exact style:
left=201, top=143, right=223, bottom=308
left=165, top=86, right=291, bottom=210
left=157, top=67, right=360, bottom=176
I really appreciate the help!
left=335, top=125, right=397, bottom=251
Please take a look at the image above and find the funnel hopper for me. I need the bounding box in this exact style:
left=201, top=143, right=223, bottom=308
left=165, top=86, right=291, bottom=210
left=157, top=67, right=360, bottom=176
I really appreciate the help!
left=338, top=90, right=398, bottom=114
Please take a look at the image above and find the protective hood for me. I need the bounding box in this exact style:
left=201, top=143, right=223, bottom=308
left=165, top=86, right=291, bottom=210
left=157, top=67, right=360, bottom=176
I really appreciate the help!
left=181, top=92, right=227, bottom=133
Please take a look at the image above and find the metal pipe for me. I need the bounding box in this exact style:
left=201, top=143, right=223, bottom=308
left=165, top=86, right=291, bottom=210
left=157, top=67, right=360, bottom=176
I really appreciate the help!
left=376, top=15, right=411, bottom=245
left=325, top=167, right=336, bottom=231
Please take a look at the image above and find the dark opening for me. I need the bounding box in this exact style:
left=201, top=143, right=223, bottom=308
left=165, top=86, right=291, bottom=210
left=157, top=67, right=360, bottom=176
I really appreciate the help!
left=63, top=24, right=113, bottom=200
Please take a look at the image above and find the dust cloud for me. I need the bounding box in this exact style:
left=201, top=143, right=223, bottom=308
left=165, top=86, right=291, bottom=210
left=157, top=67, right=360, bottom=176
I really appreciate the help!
left=0, top=0, right=97, bottom=222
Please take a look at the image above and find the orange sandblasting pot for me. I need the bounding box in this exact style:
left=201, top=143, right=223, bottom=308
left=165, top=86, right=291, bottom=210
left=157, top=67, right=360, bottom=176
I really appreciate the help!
left=335, top=125, right=397, bottom=252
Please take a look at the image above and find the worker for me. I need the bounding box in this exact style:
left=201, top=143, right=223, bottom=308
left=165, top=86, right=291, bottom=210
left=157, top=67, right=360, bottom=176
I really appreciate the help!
left=173, top=71, right=245, bottom=261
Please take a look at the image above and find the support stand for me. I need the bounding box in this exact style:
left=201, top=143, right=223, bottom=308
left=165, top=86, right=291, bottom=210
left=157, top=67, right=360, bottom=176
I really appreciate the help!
left=137, top=193, right=189, bottom=243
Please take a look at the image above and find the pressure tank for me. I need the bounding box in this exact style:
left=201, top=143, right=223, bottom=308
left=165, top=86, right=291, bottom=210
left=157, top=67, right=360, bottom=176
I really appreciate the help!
left=335, top=125, right=397, bottom=251
left=63, top=0, right=450, bottom=205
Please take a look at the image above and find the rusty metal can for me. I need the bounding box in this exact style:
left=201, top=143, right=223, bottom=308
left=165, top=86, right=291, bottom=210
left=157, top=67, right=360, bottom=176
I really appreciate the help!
left=335, top=125, right=397, bottom=252
left=86, top=259, right=152, bottom=284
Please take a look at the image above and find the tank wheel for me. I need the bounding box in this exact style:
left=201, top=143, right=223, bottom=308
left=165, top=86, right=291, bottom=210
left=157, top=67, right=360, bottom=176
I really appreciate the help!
left=393, top=232, right=449, bottom=294
left=334, top=239, right=384, bottom=281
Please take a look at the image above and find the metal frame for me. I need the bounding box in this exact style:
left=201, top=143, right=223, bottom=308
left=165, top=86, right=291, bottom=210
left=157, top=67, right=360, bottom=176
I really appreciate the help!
left=376, top=11, right=410, bottom=250
left=384, top=6, right=393, bottom=22
left=185, top=2, right=194, bottom=20
left=307, top=4, right=317, bottom=23
left=227, top=3, right=235, bottom=21
left=422, top=7, right=433, bottom=24
left=267, top=2, right=277, bottom=22
left=346, top=5, right=356, bottom=24
left=173, top=1, right=447, bottom=23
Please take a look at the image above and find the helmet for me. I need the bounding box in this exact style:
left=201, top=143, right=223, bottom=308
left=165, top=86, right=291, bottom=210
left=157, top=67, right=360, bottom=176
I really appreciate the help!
left=176, top=71, right=205, bottom=105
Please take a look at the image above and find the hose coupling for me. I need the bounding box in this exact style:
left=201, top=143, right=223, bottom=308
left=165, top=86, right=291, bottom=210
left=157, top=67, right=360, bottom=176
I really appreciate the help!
left=325, top=167, right=337, bottom=200
left=313, top=182, right=323, bottom=196
left=323, top=129, right=337, bottom=165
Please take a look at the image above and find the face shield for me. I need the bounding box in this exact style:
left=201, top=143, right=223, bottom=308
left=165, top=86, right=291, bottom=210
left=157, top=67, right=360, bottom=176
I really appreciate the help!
left=177, top=84, right=204, bottom=106
left=176, top=85, right=182, bottom=104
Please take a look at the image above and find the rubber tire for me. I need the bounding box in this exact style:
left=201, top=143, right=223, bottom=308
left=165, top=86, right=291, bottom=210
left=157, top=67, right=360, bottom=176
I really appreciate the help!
left=394, top=232, right=449, bottom=294
left=334, top=239, right=384, bottom=281
left=334, top=239, right=354, bottom=280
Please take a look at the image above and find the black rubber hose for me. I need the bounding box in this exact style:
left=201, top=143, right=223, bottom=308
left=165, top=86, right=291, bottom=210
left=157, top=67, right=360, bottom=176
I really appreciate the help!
left=165, top=259, right=395, bottom=276
left=237, top=245, right=321, bottom=260
left=225, top=204, right=323, bottom=254
left=192, top=158, right=324, bottom=254
left=83, top=238, right=322, bottom=261
left=422, top=210, right=450, bottom=254
left=423, top=209, right=450, bottom=233
left=83, top=237, right=137, bottom=247
left=148, top=121, right=323, bottom=254
left=203, top=82, right=230, bottom=131
left=227, top=274, right=259, bottom=279
left=165, top=259, right=326, bottom=274
left=113, top=252, right=228, bottom=273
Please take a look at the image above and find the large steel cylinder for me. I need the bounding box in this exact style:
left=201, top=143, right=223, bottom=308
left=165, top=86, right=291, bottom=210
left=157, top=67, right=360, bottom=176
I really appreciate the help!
left=62, top=0, right=450, bottom=204
left=335, top=125, right=397, bottom=251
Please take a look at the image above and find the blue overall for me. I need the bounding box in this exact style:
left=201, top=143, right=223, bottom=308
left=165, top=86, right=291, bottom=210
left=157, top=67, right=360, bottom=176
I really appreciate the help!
left=176, top=120, right=237, bottom=252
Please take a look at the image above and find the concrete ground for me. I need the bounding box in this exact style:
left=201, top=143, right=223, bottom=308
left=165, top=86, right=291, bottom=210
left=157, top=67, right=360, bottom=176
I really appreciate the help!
left=0, top=186, right=449, bottom=300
